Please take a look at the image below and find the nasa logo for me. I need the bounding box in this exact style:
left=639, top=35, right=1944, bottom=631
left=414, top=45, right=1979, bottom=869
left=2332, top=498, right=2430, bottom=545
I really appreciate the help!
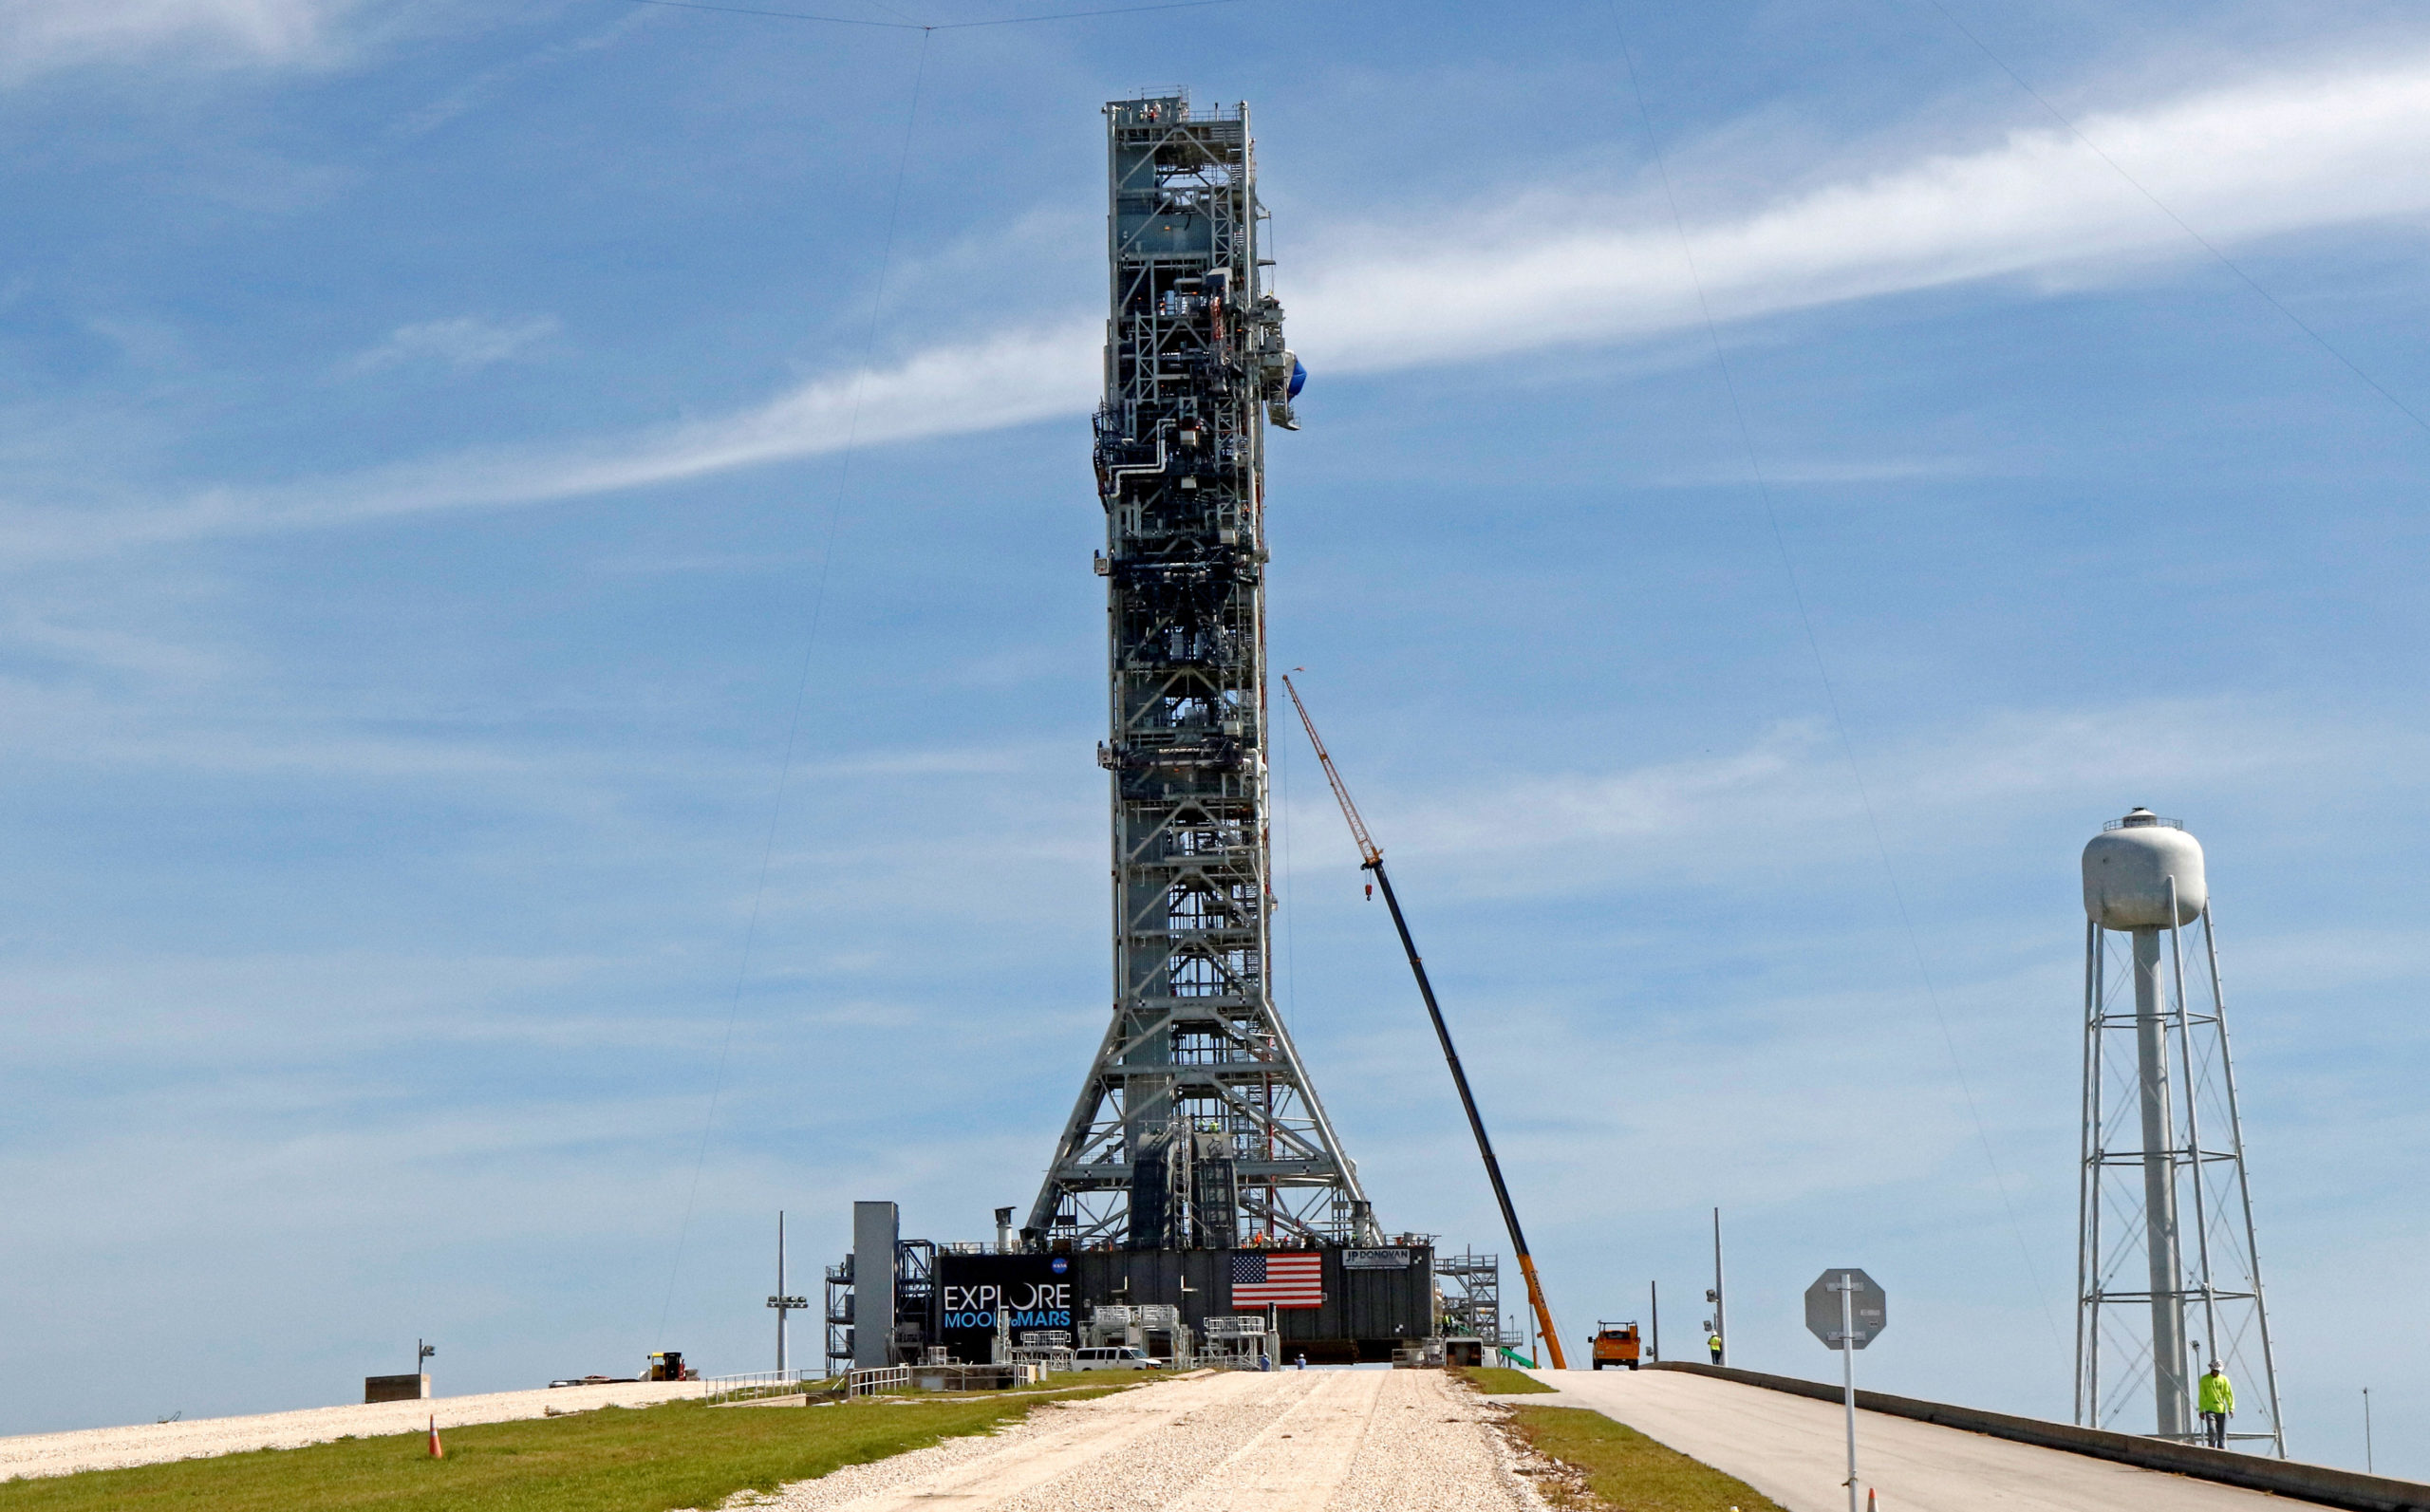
left=1051, top=1257, right=1069, bottom=1275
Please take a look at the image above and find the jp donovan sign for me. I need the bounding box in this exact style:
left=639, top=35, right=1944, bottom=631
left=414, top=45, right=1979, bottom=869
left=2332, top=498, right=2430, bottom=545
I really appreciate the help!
left=1342, top=1249, right=1414, bottom=1270
left=934, top=1254, right=1075, bottom=1362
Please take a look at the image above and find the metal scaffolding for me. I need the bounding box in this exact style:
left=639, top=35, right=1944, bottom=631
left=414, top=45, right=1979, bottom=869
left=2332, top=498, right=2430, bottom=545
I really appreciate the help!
left=1028, top=93, right=1373, bottom=1252
left=1437, top=1250, right=1503, bottom=1345
left=823, top=1258, right=853, bottom=1378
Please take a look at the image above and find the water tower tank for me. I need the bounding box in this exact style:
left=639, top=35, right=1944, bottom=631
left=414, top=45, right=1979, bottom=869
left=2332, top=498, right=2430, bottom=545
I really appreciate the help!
left=2082, top=809, right=2207, bottom=929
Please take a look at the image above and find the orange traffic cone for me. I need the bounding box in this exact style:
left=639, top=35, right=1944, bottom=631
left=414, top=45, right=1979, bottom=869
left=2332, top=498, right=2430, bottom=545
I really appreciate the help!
left=427, top=1414, right=443, bottom=1459
left=1865, top=1491, right=1877, bottom=1511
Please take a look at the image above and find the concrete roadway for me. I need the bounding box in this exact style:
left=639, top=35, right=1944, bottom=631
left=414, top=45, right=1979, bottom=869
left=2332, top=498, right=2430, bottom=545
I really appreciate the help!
left=1526, top=1368, right=2285, bottom=1512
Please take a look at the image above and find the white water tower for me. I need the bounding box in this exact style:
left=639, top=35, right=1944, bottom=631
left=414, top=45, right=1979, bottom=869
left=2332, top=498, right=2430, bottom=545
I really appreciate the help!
left=2075, top=810, right=2283, bottom=1453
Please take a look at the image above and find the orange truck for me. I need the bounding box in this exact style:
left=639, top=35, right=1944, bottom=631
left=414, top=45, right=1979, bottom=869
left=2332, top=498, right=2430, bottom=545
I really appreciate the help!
left=1589, top=1321, right=1643, bottom=1371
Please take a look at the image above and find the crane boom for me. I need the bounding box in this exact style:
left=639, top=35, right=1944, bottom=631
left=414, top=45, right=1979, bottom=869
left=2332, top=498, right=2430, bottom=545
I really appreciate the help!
left=1284, top=677, right=1381, bottom=868
left=1279, top=675, right=1568, bottom=1372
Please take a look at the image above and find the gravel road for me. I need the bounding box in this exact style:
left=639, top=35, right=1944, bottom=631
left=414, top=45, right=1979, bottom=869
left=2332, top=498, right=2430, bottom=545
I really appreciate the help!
left=0, top=1379, right=703, bottom=1482
left=742, top=1368, right=1548, bottom=1512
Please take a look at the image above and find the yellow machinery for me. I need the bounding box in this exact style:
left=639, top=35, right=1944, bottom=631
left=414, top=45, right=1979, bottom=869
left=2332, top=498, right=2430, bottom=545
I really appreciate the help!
left=1590, top=1320, right=1643, bottom=1371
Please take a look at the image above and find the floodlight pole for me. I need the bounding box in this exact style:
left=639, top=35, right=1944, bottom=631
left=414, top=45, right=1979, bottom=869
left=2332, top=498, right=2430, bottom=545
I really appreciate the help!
left=768, top=1211, right=809, bottom=1374
left=1711, top=1209, right=1728, bottom=1367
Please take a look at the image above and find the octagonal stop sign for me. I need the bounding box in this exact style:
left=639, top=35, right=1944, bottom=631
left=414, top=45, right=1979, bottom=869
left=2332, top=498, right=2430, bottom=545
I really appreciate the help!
left=1804, top=1268, right=1887, bottom=1350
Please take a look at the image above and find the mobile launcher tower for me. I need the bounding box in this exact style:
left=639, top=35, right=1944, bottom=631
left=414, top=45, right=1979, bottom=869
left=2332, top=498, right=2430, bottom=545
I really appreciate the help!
left=823, top=99, right=1446, bottom=1376
left=1026, top=93, right=1374, bottom=1257
left=2076, top=810, right=2284, bottom=1453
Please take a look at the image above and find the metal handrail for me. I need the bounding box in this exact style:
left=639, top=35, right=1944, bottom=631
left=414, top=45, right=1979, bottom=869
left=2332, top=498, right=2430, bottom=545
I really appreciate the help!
left=848, top=1366, right=913, bottom=1398
left=701, top=1369, right=825, bottom=1406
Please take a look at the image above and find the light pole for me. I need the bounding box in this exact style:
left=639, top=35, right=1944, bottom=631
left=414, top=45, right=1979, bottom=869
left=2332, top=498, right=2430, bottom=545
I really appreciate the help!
left=767, top=1212, right=808, bottom=1374
left=1710, top=1208, right=1727, bottom=1367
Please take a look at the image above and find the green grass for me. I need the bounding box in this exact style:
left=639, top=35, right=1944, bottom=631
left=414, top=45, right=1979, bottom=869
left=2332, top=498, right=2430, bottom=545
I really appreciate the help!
left=1507, top=1405, right=1785, bottom=1512
left=0, top=1388, right=1124, bottom=1512
left=1451, top=1365, right=1556, bottom=1394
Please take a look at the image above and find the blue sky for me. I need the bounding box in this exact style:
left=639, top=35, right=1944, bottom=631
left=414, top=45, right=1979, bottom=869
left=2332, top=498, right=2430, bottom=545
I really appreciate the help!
left=2, top=0, right=2425, bottom=1477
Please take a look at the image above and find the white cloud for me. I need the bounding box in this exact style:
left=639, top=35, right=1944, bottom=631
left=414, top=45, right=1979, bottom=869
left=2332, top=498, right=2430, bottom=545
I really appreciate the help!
left=1289, top=56, right=2430, bottom=370
left=350, top=314, right=558, bottom=373
left=1340, top=698, right=2430, bottom=896
left=16, top=52, right=2430, bottom=550
left=0, top=322, right=1100, bottom=557
left=0, top=0, right=348, bottom=79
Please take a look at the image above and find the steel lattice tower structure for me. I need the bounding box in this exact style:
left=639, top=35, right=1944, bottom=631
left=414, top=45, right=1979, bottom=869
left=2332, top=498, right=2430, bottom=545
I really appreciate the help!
left=2076, top=810, right=2284, bottom=1454
left=1027, top=94, right=1375, bottom=1252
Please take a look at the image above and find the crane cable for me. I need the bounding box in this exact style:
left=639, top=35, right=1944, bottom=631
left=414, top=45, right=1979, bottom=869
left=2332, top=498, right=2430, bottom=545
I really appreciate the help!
left=1280, top=674, right=1569, bottom=1372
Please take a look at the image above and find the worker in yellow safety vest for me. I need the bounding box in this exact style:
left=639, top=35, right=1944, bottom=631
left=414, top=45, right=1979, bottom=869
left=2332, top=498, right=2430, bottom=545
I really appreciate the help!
left=1708, top=1332, right=1723, bottom=1365
left=2198, top=1361, right=2234, bottom=1448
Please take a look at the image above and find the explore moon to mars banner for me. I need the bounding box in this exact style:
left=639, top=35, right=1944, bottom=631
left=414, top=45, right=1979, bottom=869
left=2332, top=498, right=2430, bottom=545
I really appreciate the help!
left=933, top=1253, right=1076, bottom=1361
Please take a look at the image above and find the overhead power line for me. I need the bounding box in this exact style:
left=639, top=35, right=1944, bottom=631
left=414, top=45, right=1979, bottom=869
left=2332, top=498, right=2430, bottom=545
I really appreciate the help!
left=1604, top=0, right=2068, bottom=1353
left=626, top=0, right=1243, bottom=31
left=1905, top=0, right=2430, bottom=439
left=654, top=28, right=936, bottom=1351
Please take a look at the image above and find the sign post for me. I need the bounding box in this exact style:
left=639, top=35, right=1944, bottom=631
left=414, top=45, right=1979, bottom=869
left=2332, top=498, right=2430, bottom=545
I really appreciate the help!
left=1805, top=1268, right=1886, bottom=1512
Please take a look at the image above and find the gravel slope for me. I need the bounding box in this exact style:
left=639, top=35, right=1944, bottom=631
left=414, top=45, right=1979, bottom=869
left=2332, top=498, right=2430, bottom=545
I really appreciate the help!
left=742, top=1369, right=1545, bottom=1512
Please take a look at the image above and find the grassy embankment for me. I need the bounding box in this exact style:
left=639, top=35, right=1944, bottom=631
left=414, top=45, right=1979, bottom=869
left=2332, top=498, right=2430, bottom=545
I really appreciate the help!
left=1449, top=1365, right=1556, bottom=1394
left=1502, top=1406, right=1787, bottom=1512
left=0, top=1385, right=1124, bottom=1512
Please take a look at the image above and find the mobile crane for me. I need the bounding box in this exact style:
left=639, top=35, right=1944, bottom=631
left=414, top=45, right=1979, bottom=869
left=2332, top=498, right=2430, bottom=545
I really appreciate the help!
left=1280, top=675, right=1567, bottom=1372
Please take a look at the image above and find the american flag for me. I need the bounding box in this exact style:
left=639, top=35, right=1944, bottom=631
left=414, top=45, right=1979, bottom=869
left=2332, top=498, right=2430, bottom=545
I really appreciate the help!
left=1231, top=1251, right=1324, bottom=1309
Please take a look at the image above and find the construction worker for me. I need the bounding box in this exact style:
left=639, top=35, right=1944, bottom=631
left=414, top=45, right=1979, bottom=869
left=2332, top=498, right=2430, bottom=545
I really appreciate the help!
left=1295, top=1352, right=1306, bottom=1371
left=1708, top=1332, right=1723, bottom=1365
left=2199, top=1360, right=2234, bottom=1448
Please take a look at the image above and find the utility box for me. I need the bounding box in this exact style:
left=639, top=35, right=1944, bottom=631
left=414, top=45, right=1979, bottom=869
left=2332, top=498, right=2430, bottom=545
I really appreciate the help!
left=364, top=1373, right=429, bottom=1403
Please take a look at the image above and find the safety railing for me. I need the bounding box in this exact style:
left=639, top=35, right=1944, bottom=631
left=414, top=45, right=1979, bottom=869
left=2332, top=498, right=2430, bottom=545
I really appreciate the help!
left=701, top=1369, right=825, bottom=1406
left=847, top=1366, right=914, bottom=1398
